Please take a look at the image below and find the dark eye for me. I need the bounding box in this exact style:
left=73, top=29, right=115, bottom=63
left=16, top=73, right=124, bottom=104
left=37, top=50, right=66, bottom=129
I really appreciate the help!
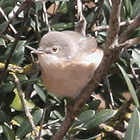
left=52, top=46, right=59, bottom=53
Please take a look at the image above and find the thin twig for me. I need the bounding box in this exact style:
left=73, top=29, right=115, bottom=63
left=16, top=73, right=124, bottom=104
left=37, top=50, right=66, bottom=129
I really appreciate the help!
left=118, top=37, right=140, bottom=48
left=51, top=114, right=75, bottom=140
left=12, top=73, right=38, bottom=138
left=106, top=76, right=115, bottom=107
left=0, top=0, right=34, bottom=35
left=77, top=0, right=83, bottom=21
left=75, top=0, right=86, bottom=35
left=42, top=1, right=51, bottom=32
left=119, top=13, right=140, bottom=44
left=92, top=20, right=133, bottom=31
left=0, top=7, right=17, bottom=34
left=130, top=64, right=140, bottom=86
left=90, top=0, right=104, bottom=29
left=99, top=123, right=125, bottom=139
left=25, top=45, right=39, bottom=52
left=38, top=98, right=48, bottom=139
left=115, top=98, right=132, bottom=118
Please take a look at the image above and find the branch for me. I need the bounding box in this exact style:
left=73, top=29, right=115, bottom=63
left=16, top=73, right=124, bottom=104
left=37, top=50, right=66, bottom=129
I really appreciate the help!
left=92, top=20, right=133, bottom=32
left=118, top=37, right=140, bottom=48
left=99, top=123, right=125, bottom=139
left=42, top=1, right=51, bottom=32
left=75, top=0, right=87, bottom=35
left=12, top=73, right=38, bottom=138
left=119, top=13, right=140, bottom=44
left=51, top=115, right=75, bottom=140
left=105, top=0, right=121, bottom=47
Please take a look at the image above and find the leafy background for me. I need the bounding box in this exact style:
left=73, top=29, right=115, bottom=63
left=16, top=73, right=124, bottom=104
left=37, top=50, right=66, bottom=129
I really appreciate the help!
left=0, top=0, right=140, bottom=139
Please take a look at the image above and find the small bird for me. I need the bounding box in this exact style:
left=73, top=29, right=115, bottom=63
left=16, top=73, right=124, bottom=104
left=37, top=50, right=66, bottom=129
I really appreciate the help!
left=37, top=31, right=103, bottom=98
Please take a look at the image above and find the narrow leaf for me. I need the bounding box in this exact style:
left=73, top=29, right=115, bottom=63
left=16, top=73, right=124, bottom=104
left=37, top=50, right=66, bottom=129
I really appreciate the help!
left=124, top=108, right=140, bottom=140
left=34, top=84, right=46, bottom=102
left=2, top=124, right=15, bottom=140
left=83, top=109, right=116, bottom=129
left=117, top=63, right=140, bottom=107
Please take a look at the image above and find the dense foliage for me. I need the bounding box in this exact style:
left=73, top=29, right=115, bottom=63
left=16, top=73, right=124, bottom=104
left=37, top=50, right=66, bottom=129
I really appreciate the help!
left=0, top=0, right=140, bottom=139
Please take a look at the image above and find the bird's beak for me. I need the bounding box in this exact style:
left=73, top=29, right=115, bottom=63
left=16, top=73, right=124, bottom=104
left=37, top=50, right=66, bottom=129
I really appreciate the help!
left=33, top=49, right=45, bottom=55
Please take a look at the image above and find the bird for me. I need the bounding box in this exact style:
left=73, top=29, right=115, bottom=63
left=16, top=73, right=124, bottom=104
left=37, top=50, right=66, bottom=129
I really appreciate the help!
left=37, top=31, right=103, bottom=98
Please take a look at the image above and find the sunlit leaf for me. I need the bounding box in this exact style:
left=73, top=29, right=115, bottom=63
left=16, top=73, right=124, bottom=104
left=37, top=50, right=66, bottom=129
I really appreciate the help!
left=10, top=89, right=35, bottom=111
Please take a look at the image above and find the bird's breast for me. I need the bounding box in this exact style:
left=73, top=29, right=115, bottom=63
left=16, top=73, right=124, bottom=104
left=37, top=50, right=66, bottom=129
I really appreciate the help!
left=39, top=59, right=94, bottom=98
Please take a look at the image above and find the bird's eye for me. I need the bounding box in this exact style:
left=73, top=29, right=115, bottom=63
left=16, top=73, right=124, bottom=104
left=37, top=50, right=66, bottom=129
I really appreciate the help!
left=52, top=46, right=59, bottom=53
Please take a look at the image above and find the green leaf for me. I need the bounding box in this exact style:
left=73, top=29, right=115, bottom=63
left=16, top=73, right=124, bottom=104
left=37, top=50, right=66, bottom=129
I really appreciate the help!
left=12, top=115, right=26, bottom=125
left=131, top=49, right=140, bottom=67
left=86, top=12, right=94, bottom=24
left=17, top=74, right=28, bottom=82
left=57, top=2, right=68, bottom=14
left=88, top=100, right=101, bottom=110
left=72, top=109, right=116, bottom=130
left=10, top=89, right=35, bottom=111
left=102, top=0, right=111, bottom=24
left=2, top=124, right=15, bottom=140
left=33, top=84, right=46, bottom=102
left=50, top=110, right=64, bottom=121
left=4, top=34, right=15, bottom=42
left=11, top=40, right=26, bottom=65
left=72, top=110, right=95, bottom=128
left=123, top=0, right=132, bottom=18
left=0, top=38, right=6, bottom=46
left=124, top=108, right=140, bottom=140
left=0, top=21, right=7, bottom=31
left=16, top=108, right=43, bottom=138
left=51, top=22, right=73, bottom=31
left=132, top=0, right=140, bottom=18
left=35, top=2, right=42, bottom=12
left=0, top=82, right=15, bottom=95
left=0, top=110, right=10, bottom=123
left=83, top=109, right=116, bottom=129
left=117, top=63, right=140, bottom=107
